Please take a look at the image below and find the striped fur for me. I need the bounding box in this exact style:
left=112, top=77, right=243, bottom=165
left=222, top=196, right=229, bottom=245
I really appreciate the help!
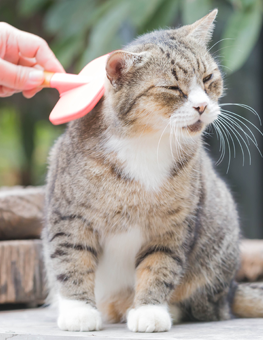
left=43, top=9, right=263, bottom=333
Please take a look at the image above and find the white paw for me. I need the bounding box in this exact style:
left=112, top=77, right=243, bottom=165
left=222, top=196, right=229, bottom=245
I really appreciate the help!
left=57, top=296, right=102, bottom=331
left=127, top=305, right=172, bottom=332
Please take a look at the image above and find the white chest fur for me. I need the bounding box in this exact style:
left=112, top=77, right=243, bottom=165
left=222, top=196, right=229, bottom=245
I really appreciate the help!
left=95, top=227, right=144, bottom=304
left=104, top=132, right=175, bottom=191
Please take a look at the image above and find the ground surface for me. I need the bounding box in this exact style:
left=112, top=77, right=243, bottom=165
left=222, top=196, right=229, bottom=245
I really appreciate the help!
left=0, top=307, right=262, bottom=340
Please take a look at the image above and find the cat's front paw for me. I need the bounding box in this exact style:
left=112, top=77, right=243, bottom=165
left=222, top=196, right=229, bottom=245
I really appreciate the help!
left=127, top=305, right=172, bottom=332
left=57, top=297, right=102, bottom=332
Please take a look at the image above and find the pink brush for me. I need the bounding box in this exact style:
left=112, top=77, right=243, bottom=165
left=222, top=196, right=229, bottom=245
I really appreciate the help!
left=42, top=53, right=110, bottom=125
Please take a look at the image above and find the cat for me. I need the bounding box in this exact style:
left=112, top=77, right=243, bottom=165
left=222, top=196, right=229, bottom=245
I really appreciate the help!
left=42, top=9, right=263, bottom=333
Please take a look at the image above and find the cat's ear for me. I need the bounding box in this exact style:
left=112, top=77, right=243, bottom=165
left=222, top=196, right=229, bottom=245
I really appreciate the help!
left=106, top=50, right=149, bottom=88
left=180, top=9, right=218, bottom=46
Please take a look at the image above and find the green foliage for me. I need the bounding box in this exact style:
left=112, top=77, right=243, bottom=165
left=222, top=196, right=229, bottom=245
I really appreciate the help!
left=141, top=0, right=180, bottom=32
left=18, top=0, right=49, bottom=17
left=13, top=0, right=263, bottom=73
left=182, top=0, right=212, bottom=25
left=222, top=0, right=262, bottom=73
left=80, top=1, right=130, bottom=67
left=15, top=0, right=263, bottom=74
left=0, top=106, right=24, bottom=185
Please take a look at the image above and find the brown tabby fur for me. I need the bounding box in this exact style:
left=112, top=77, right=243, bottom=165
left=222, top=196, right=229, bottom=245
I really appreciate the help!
left=43, top=9, right=263, bottom=328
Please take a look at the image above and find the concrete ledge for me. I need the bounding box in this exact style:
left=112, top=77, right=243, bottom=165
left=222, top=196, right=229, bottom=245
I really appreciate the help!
left=0, top=308, right=263, bottom=339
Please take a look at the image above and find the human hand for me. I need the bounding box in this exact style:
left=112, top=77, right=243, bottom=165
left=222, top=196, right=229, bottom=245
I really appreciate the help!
left=0, top=22, right=65, bottom=98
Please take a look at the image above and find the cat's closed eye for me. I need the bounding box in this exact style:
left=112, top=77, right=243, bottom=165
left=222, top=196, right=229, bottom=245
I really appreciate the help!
left=163, top=86, right=187, bottom=99
left=166, top=86, right=180, bottom=91
left=203, top=74, right=213, bottom=83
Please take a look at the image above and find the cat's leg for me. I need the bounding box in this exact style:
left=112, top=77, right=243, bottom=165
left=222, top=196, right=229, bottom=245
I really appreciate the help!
left=127, top=244, right=184, bottom=332
left=180, top=284, right=234, bottom=322
left=45, top=214, right=102, bottom=332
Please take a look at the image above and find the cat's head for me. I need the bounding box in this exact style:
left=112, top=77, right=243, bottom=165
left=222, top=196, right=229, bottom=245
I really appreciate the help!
left=104, top=9, right=222, bottom=139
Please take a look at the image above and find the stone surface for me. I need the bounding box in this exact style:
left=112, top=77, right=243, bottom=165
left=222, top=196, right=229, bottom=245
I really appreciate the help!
left=0, top=186, right=45, bottom=240
left=0, top=308, right=263, bottom=339
left=0, top=240, right=46, bottom=304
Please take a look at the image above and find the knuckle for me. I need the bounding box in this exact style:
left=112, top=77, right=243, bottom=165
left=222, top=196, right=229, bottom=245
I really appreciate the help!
left=14, top=65, right=28, bottom=89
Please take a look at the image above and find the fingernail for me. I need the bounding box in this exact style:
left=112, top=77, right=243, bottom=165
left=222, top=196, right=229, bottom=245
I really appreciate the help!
left=25, top=70, right=44, bottom=87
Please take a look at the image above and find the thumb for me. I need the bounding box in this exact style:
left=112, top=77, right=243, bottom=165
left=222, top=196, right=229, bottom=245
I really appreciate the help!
left=0, top=58, right=44, bottom=91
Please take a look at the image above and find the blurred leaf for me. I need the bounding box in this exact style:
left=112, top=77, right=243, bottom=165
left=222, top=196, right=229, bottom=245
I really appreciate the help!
left=45, top=0, right=122, bottom=68
left=44, top=0, right=87, bottom=35
left=221, top=1, right=262, bottom=73
left=33, top=120, right=63, bottom=185
left=182, top=0, right=212, bottom=25
left=230, top=0, right=258, bottom=10
left=52, top=35, right=84, bottom=69
left=18, top=0, right=49, bottom=17
left=0, top=106, right=23, bottom=186
left=129, top=0, right=166, bottom=28
left=44, top=0, right=118, bottom=39
left=80, top=1, right=130, bottom=67
left=240, top=0, right=258, bottom=7
left=140, top=0, right=180, bottom=33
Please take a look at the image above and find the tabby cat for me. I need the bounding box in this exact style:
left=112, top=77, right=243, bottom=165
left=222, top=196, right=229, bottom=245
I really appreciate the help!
left=43, top=9, right=263, bottom=332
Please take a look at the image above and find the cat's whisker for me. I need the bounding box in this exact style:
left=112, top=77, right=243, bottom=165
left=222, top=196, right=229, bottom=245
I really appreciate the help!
left=211, top=121, right=223, bottom=161
left=212, top=120, right=226, bottom=165
left=211, top=121, right=221, bottom=149
left=173, top=124, right=183, bottom=163
left=220, top=103, right=262, bottom=125
left=169, top=120, right=176, bottom=163
left=218, top=116, right=250, bottom=165
left=172, top=123, right=185, bottom=167
left=214, top=62, right=233, bottom=73
left=220, top=109, right=263, bottom=145
left=206, top=38, right=234, bottom=55
left=219, top=114, right=262, bottom=159
left=217, top=118, right=236, bottom=159
left=219, top=117, right=248, bottom=166
left=221, top=110, right=263, bottom=150
left=215, top=119, right=232, bottom=172
left=220, top=112, right=249, bottom=148
left=156, top=121, right=170, bottom=167
left=220, top=111, right=257, bottom=146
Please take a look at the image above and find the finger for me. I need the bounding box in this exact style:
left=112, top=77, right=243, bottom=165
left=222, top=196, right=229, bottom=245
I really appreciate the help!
left=16, top=29, right=65, bottom=73
left=0, top=23, right=65, bottom=73
left=0, top=85, right=18, bottom=97
left=0, top=58, right=44, bottom=90
left=18, top=54, right=37, bottom=68
left=22, top=87, right=42, bottom=98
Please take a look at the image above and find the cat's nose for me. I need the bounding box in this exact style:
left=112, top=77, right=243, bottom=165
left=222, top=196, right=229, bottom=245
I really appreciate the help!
left=193, top=102, right=208, bottom=115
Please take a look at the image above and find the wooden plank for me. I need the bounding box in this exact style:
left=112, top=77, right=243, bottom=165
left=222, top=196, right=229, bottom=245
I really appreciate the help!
left=0, top=186, right=44, bottom=240
left=0, top=240, right=46, bottom=304
left=0, top=308, right=263, bottom=339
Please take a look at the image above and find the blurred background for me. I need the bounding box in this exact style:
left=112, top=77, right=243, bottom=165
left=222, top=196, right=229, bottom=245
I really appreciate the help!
left=0, top=0, right=262, bottom=238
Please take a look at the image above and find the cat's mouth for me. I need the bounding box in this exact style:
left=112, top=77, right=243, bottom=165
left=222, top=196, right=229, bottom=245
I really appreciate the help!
left=183, top=120, right=204, bottom=133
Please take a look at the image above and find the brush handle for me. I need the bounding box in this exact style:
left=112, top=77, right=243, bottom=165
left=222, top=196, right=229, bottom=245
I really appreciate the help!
left=42, top=71, right=92, bottom=93
left=42, top=71, right=54, bottom=87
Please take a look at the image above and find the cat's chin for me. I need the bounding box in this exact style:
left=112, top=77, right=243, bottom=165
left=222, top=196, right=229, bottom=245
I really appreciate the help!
left=182, top=120, right=205, bottom=135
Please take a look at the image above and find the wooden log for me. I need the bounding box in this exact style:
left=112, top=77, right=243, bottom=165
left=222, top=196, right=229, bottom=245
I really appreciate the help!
left=0, top=186, right=44, bottom=240
left=0, top=240, right=46, bottom=304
